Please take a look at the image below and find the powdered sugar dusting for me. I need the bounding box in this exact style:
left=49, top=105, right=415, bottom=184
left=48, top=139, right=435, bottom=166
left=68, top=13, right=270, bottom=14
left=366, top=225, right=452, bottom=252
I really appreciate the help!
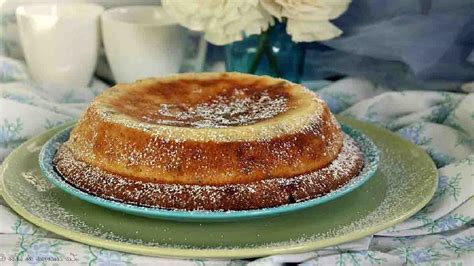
left=149, top=89, right=288, bottom=128
left=22, top=170, right=54, bottom=192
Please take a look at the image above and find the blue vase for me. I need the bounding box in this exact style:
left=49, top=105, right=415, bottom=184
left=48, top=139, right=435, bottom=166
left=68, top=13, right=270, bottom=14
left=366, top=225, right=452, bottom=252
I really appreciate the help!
left=225, top=22, right=305, bottom=83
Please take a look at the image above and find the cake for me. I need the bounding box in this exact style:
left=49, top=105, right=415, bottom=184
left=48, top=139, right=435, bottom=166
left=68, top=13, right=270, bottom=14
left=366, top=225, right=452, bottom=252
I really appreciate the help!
left=53, top=72, right=364, bottom=211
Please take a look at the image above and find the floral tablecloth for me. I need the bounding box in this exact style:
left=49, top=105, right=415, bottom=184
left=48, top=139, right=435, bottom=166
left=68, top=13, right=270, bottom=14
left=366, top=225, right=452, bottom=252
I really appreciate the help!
left=0, top=56, right=473, bottom=265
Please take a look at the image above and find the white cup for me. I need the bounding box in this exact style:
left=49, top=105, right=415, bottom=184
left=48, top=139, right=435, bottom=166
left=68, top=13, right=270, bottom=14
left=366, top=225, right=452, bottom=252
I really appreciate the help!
left=101, top=6, right=187, bottom=83
left=16, top=3, right=104, bottom=88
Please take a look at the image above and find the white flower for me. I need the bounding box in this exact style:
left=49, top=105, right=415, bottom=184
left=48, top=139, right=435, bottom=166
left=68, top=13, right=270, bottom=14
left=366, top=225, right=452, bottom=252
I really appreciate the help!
left=261, top=0, right=351, bottom=42
left=162, top=0, right=273, bottom=45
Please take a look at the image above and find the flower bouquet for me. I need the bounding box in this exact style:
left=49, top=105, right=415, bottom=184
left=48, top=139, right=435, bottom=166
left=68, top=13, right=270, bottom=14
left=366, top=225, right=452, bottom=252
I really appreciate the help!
left=163, top=0, right=351, bottom=82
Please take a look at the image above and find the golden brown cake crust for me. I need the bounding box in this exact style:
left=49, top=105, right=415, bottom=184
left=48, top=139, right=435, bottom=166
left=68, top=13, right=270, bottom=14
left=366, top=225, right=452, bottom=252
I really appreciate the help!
left=107, top=75, right=296, bottom=128
left=64, top=73, right=344, bottom=185
left=54, top=134, right=364, bottom=211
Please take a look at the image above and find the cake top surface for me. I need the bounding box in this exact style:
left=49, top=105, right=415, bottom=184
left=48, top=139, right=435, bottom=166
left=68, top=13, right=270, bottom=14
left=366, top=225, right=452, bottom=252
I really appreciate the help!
left=91, top=73, right=330, bottom=141
left=106, top=75, right=293, bottom=128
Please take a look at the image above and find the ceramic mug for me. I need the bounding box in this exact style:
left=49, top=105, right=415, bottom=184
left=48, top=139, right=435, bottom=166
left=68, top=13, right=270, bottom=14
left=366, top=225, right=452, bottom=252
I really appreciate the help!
left=101, top=6, right=193, bottom=83
left=16, top=3, right=104, bottom=88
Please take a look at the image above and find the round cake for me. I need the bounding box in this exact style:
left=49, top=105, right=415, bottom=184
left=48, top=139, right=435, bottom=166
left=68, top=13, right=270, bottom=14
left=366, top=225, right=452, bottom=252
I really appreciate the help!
left=54, top=72, right=364, bottom=211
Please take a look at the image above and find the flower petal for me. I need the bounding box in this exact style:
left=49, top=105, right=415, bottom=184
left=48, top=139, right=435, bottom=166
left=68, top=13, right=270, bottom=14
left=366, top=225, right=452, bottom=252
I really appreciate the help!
left=261, top=0, right=351, bottom=21
left=163, top=0, right=272, bottom=45
left=287, top=19, right=343, bottom=42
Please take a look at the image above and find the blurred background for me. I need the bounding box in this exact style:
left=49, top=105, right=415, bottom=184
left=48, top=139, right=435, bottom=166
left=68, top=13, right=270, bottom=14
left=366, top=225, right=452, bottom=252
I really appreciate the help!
left=1, top=0, right=473, bottom=91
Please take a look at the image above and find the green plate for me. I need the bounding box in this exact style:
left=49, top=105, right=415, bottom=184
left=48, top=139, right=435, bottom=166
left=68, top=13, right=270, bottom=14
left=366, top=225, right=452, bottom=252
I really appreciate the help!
left=0, top=117, right=438, bottom=259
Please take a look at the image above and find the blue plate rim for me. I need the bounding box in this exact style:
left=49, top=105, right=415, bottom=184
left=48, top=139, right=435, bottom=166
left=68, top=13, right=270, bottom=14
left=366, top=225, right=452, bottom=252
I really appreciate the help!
left=39, top=123, right=380, bottom=221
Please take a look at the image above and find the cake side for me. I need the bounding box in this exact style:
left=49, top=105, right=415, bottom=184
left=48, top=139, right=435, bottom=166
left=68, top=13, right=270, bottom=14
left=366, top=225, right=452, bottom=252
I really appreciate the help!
left=65, top=103, right=342, bottom=185
left=63, top=73, right=344, bottom=185
left=54, top=134, right=363, bottom=211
